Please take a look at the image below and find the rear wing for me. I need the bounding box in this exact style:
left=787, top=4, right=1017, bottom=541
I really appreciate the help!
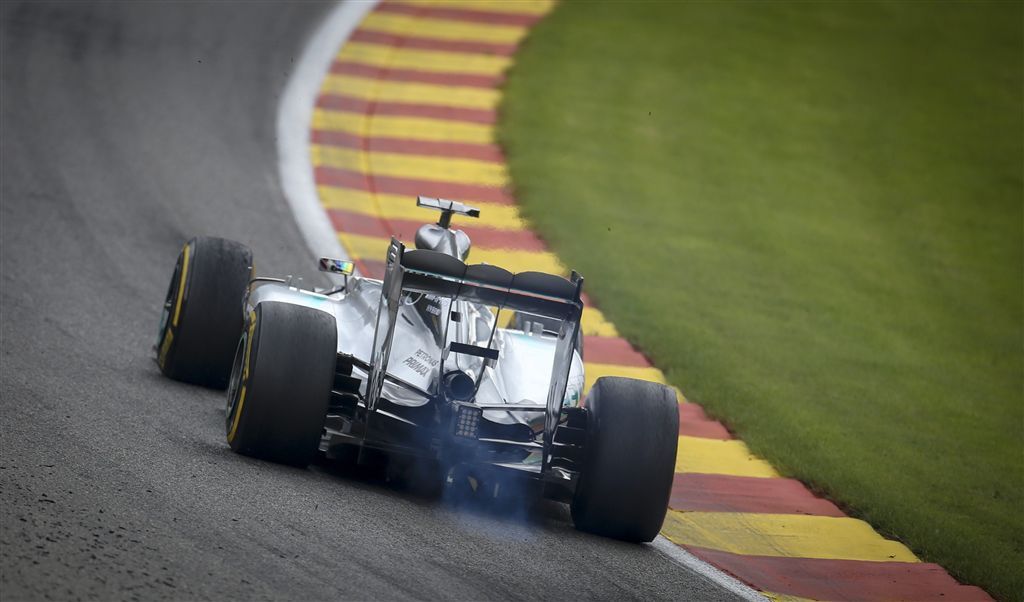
left=366, top=238, right=583, bottom=474
left=401, top=248, right=581, bottom=319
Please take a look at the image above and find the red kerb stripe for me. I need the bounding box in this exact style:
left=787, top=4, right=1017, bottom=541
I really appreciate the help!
left=317, top=94, right=497, bottom=124
left=311, top=130, right=363, bottom=149
left=583, top=336, right=650, bottom=367
left=367, top=138, right=503, bottom=163
left=678, top=403, right=733, bottom=439
left=375, top=2, right=541, bottom=27
left=684, top=546, right=992, bottom=602
left=331, top=61, right=503, bottom=88
left=358, top=258, right=387, bottom=280
left=349, top=30, right=517, bottom=56
left=311, top=129, right=503, bottom=161
left=327, top=208, right=546, bottom=252
left=670, top=473, right=843, bottom=516
left=328, top=209, right=393, bottom=239
left=315, top=166, right=515, bottom=205
left=312, top=130, right=505, bottom=163
left=315, top=167, right=370, bottom=191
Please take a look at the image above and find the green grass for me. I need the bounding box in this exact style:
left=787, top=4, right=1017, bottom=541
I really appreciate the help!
left=498, top=1, right=1022, bottom=599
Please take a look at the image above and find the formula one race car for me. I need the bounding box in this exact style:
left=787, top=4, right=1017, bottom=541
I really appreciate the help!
left=155, top=197, right=678, bottom=542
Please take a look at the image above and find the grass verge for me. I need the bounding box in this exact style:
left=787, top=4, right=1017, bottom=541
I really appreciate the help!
left=499, top=1, right=1022, bottom=599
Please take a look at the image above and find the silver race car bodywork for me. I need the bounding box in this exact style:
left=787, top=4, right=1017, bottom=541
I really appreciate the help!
left=244, top=198, right=587, bottom=498
left=157, top=196, right=678, bottom=541
left=247, top=274, right=585, bottom=422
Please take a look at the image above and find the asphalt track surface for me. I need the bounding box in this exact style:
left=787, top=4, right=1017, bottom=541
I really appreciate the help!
left=0, top=2, right=740, bottom=600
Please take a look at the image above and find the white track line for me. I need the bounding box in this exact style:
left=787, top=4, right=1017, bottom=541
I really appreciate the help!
left=651, top=536, right=767, bottom=601
left=277, top=0, right=377, bottom=266
left=277, top=2, right=767, bottom=599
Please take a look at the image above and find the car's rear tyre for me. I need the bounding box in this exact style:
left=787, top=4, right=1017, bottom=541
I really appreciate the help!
left=570, top=376, right=679, bottom=542
left=157, top=236, right=253, bottom=388
left=225, top=301, right=337, bottom=467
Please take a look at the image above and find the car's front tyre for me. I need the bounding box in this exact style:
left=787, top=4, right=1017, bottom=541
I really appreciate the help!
left=225, top=301, right=337, bottom=467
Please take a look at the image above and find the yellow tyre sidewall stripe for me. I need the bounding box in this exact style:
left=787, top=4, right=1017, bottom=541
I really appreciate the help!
left=159, top=242, right=190, bottom=368
left=171, top=242, right=190, bottom=327
left=227, top=310, right=258, bottom=444
left=157, top=328, right=174, bottom=368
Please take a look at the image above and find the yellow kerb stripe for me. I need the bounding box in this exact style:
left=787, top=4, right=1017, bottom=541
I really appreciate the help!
left=322, top=75, right=500, bottom=110
left=336, top=232, right=565, bottom=274
left=389, top=0, right=555, bottom=15
left=312, top=109, right=363, bottom=135
left=580, top=306, right=620, bottom=337
left=359, top=12, right=528, bottom=44
left=661, top=511, right=919, bottom=563
left=677, top=436, right=780, bottom=478
left=338, top=42, right=512, bottom=76
left=469, top=246, right=564, bottom=275
left=312, top=145, right=508, bottom=187
left=319, top=187, right=525, bottom=230
left=762, top=592, right=819, bottom=602
left=313, top=109, right=494, bottom=145
left=584, top=362, right=665, bottom=394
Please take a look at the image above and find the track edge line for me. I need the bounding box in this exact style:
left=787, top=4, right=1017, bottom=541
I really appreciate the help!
left=277, top=0, right=378, bottom=266
left=651, top=536, right=768, bottom=601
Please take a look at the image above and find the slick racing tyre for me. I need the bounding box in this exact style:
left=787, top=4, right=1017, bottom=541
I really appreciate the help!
left=571, top=376, right=679, bottom=542
left=157, top=237, right=253, bottom=388
left=225, top=301, right=337, bottom=467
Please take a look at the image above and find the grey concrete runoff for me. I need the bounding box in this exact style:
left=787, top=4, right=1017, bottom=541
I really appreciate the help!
left=0, top=2, right=741, bottom=600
